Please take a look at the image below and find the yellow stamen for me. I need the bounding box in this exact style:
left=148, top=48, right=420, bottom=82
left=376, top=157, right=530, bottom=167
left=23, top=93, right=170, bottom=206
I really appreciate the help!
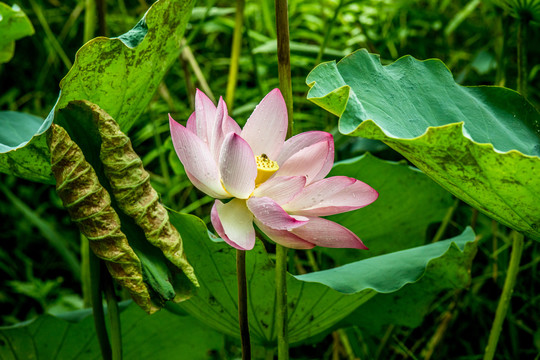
left=255, top=154, right=279, bottom=185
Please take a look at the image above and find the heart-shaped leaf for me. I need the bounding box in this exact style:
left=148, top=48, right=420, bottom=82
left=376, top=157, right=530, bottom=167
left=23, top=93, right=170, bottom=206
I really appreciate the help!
left=307, top=49, right=540, bottom=240
left=170, top=211, right=476, bottom=346
left=0, top=303, right=224, bottom=359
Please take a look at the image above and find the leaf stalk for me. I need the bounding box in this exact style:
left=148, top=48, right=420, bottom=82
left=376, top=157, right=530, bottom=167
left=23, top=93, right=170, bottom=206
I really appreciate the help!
left=275, top=0, right=293, bottom=138
left=483, top=231, right=524, bottom=360
left=237, top=249, right=252, bottom=359
left=275, top=244, right=289, bottom=360
left=90, top=252, right=112, bottom=360
left=104, top=274, right=123, bottom=360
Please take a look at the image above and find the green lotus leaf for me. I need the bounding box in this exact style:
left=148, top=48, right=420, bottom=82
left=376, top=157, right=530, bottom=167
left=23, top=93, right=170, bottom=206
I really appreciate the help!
left=45, top=0, right=196, bottom=132
left=307, top=49, right=540, bottom=240
left=344, top=229, right=477, bottom=336
left=170, top=210, right=476, bottom=346
left=0, top=0, right=195, bottom=184
left=0, top=303, right=224, bottom=359
left=0, top=111, right=54, bottom=184
left=0, top=3, right=34, bottom=63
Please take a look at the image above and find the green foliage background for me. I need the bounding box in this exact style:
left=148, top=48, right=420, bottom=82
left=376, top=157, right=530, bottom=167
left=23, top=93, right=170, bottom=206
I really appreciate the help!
left=1, top=0, right=539, bottom=359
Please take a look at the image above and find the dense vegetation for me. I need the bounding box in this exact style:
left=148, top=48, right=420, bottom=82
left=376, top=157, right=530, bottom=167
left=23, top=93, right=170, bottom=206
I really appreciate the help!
left=1, top=0, right=539, bottom=359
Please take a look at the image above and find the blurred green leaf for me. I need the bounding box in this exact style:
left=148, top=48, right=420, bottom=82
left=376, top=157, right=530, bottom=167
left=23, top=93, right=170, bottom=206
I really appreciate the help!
left=0, top=303, right=224, bottom=359
left=46, top=0, right=196, bottom=133
left=0, top=111, right=53, bottom=184
left=170, top=211, right=476, bottom=345
left=0, top=3, right=34, bottom=63
left=307, top=49, right=540, bottom=240
left=322, top=153, right=454, bottom=264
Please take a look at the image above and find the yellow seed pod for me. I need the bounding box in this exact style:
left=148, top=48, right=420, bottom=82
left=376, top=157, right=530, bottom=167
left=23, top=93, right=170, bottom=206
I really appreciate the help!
left=95, top=107, right=199, bottom=291
left=47, top=123, right=159, bottom=314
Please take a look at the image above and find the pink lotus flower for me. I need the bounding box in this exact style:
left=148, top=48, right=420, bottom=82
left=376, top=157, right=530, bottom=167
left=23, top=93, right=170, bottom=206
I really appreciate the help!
left=169, top=89, right=378, bottom=251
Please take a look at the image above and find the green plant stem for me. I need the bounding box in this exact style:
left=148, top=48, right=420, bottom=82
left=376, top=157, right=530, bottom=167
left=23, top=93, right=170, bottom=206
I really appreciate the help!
left=81, top=235, right=92, bottom=308
left=494, top=13, right=509, bottom=87
left=237, top=250, right=251, bottom=360
left=84, top=0, right=96, bottom=42
left=181, top=40, right=216, bottom=102
left=265, top=347, right=275, bottom=360
left=29, top=0, right=72, bottom=69
left=517, top=18, right=527, bottom=98
left=274, top=1, right=293, bottom=357
left=483, top=231, right=525, bottom=360
left=104, top=271, right=122, bottom=360
left=336, top=329, right=355, bottom=360
left=431, top=198, right=459, bottom=243
left=226, top=0, right=246, bottom=110
left=275, top=244, right=289, bottom=360
left=96, top=0, right=107, bottom=36
left=90, top=251, right=112, bottom=360
left=314, top=0, right=344, bottom=66
left=275, top=0, right=293, bottom=137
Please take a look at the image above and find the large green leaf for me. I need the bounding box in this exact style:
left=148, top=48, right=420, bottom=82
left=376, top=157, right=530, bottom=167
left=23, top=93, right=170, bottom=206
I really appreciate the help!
left=345, top=229, right=477, bottom=336
left=0, top=303, right=224, bottom=359
left=170, top=211, right=476, bottom=346
left=0, top=3, right=34, bottom=63
left=0, top=111, right=54, bottom=184
left=307, top=49, right=540, bottom=240
left=46, top=0, right=195, bottom=133
left=322, top=153, right=454, bottom=264
left=0, top=0, right=195, bottom=184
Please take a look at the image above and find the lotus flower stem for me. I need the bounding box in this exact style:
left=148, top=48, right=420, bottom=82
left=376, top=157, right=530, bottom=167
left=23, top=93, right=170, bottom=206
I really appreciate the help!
left=90, top=252, right=112, bottom=360
left=483, top=231, right=524, bottom=360
left=275, top=0, right=294, bottom=357
left=226, top=0, right=246, bottom=110
left=275, top=244, right=289, bottom=360
left=275, top=0, right=293, bottom=138
left=104, top=274, right=123, bottom=360
left=237, top=249, right=251, bottom=359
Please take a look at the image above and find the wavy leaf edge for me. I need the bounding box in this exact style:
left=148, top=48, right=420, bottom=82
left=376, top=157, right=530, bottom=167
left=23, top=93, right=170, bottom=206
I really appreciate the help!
left=294, top=227, right=476, bottom=294
left=306, top=49, right=540, bottom=160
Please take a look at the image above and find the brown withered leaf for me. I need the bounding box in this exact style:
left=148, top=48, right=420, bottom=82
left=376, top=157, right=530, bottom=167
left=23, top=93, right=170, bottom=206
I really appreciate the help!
left=48, top=123, right=160, bottom=314
left=92, top=104, right=199, bottom=292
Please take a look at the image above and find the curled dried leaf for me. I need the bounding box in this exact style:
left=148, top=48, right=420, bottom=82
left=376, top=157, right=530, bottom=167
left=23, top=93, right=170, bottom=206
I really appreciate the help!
left=96, top=111, right=199, bottom=290
left=47, top=123, right=159, bottom=314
